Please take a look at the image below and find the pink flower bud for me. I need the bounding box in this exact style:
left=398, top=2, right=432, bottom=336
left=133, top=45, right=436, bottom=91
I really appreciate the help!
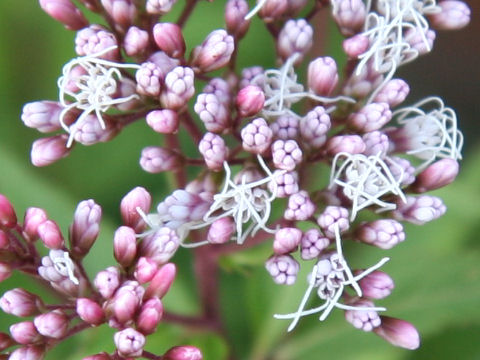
left=236, top=85, right=265, bottom=117
left=241, top=118, right=273, bottom=155
left=332, top=0, right=366, bottom=36
left=317, top=206, right=349, bottom=238
left=120, top=187, right=152, bottom=233
left=73, top=115, right=119, bottom=146
left=114, top=328, right=145, bottom=357
left=265, top=254, right=299, bottom=285
left=191, top=30, right=235, bottom=72
left=358, top=270, right=394, bottom=299
left=31, top=135, right=71, bottom=167
left=0, top=262, right=11, bottom=283
left=136, top=62, right=163, bottom=97
left=284, top=191, right=315, bottom=221
left=146, top=0, right=177, bottom=14
left=356, top=219, right=405, bottom=249
left=75, top=25, right=118, bottom=60
left=114, top=226, right=137, bottom=267
left=393, top=195, right=446, bottom=225
left=8, top=345, right=44, bottom=360
left=163, top=346, right=203, bottom=360
left=160, top=66, right=195, bottom=110
left=21, top=101, right=63, bottom=133
left=194, top=93, right=230, bottom=133
left=307, top=57, right=339, bottom=96
left=100, top=0, right=137, bottom=28
left=70, top=199, right=102, bottom=257
left=198, top=133, right=229, bottom=171
left=225, top=0, right=250, bottom=38
left=137, top=297, right=163, bottom=334
left=10, top=321, right=41, bottom=344
left=405, top=28, right=436, bottom=55
left=240, top=66, right=264, bottom=89
left=111, top=281, right=144, bottom=324
left=140, top=146, right=183, bottom=173
left=326, top=135, right=366, bottom=156
left=342, top=34, right=369, bottom=58
left=268, top=170, right=299, bottom=198
left=273, top=227, right=302, bottom=254
left=373, top=79, right=409, bottom=108
left=413, top=158, right=459, bottom=193
left=23, top=208, right=48, bottom=241
left=94, top=267, right=120, bottom=299
left=141, top=227, right=180, bottom=265
left=207, top=217, right=235, bottom=244
left=272, top=139, right=303, bottom=171
left=429, top=1, right=470, bottom=30
left=37, top=220, right=64, bottom=249
left=145, top=263, right=176, bottom=299
left=124, top=26, right=149, bottom=56
left=76, top=298, right=105, bottom=325
left=153, top=23, right=186, bottom=58
left=134, top=257, right=158, bottom=284
left=270, top=115, right=299, bottom=140
left=146, top=109, right=179, bottom=134
left=34, top=309, right=69, bottom=339
left=277, top=19, right=313, bottom=63
left=203, top=78, right=232, bottom=105
left=0, top=194, right=17, bottom=228
left=299, top=106, right=331, bottom=149
left=373, top=316, right=420, bottom=349
left=0, top=289, right=42, bottom=317
left=39, top=0, right=88, bottom=30
left=362, top=130, right=390, bottom=157
left=348, top=102, right=392, bottom=133
left=300, top=228, right=330, bottom=260
left=345, top=299, right=381, bottom=331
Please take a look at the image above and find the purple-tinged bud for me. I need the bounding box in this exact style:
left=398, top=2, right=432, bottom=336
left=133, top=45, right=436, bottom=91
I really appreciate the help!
left=160, top=66, right=195, bottom=110
left=34, top=309, right=68, bottom=339
left=8, top=345, right=44, bottom=360
left=258, top=0, right=288, bottom=22
left=413, top=159, right=459, bottom=193
left=153, top=23, right=186, bottom=59
left=70, top=199, right=102, bottom=257
left=0, top=231, right=8, bottom=249
left=393, top=195, right=446, bottom=225
left=203, top=78, right=232, bottom=105
left=39, top=0, right=88, bottom=30
left=265, top=254, right=299, bottom=285
left=120, top=187, right=152, bottom=233
left=134, top=257, right=158, bottom=284
left=191, top=30, right=235, bottom=73
left=140, top=227, right=179, bottom=265
left=145, top=263, right=176, bottom=299
left=301, top=228, right=329, bottom=260
left=0, top=194, right=17, bottom=229
left=100, top=0, right=136, bottom=28
left=156, top=190, right=212, bottom=227
left=146, top=0, right=177, bottom=14
left=94, top=267, right=120, bottom=299
left=345, top=299, right=381, bottom=331
left=136, top=62, right=163, bottom=97
left=38, top=220, right=64, bottom=249
left=75, top=25, right=118, bottom=60
left=163, top=346, right=203, bottom=360
left=284, top=191, right=315, bottom=221
left=140, top=146, right=183, bottom=173
left=207, top=217, right=235, bottom=244
left=241, top=118, right=273, bottom=155
left=9, top=321, right=41, bottom=345
left=31, top=135, right=71, bottom=167
left=76, top=298, right=105, bottom=325
left=342, top=34, right=369, bottom=58
left=74, top=115, right=119, bottom=146
left=307, top=57, right=339, bottom=96
left=194, top=94, right=230, bottom=133
left=358, top=270, right=394, bottom=299
left=137, top=297, right=163, bottom=335
left=240, top=66, right=264, bottom=89
left=113, top=226, right=137, bottom=267
left=225, top=0, right=250, bottom=38
left=111, top=281, right=144, bottom=324
left=270, top=115, right=299, bottom=140
left=124, top=26, right=149, bottom=57
left=0, top=332, right=14, bottom=351
left=429, top=1, right=470, bottom=30
left=299, top=106, right=331, bottom=149
left=273, top=228, right=302, bottom=254
left=0, top=289, right=42, bottom=317
left=388, top=157, right=415, bottom=186
left=373, top=316, right=420, bottom=349
left=326, top=135, right=366, bottom=156
left=373, top=79, right=409, bottom=108
left=198, top=133, right=229, bottom=171
left=362, top=131, right=390, bottom=157
left=405, top=28, right=436, bottom=55
left=148, top=51, right=180, bottom=77
left=23, top=208, right=48, bottom=241
left=348, top=102, right=392, bottom=133
left=0, top=263, right=11, bottom=282
left=82, top=353, right=112, bottom=360
left=317, top=206, right=349, bottom=238
left=21, top=101, right=64, bottom=133
left=236, top=85, right=265, bottom=117
left=268, top=170, right=299, bottom=198
left=272, top=139, right=303, bottom=171
left=114, top=328, right=145, bottom=357
left=277, top=19, right=313, bottom=63
left=332, top=0, right=366, bottom=36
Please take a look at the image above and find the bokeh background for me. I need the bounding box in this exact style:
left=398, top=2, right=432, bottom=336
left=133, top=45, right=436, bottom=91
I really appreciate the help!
left=0, top=1, right=479, bottom=359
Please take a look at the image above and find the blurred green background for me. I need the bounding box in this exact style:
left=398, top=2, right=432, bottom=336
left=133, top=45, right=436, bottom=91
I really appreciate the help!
left=0, top=1, right=479, bottom=359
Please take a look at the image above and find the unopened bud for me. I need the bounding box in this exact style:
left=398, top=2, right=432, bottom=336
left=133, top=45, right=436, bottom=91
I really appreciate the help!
left=114, top=328, right=145, bottom=357
left=236, top=85, right=265, bottom=117
left=207, top=217, right=235, bottom=244
left=153, top=23, right=186, bottom=58
left=134, top=257, right=158, bottom=284
left=191, top=30, right=235, bottom=72
left=307, top=57, right=338, bottom=96
left=0, top=288, right=42, bottom=317
left=163, top=345, right=203, bottom=360
left=160, top=66, right=195, bottom=110
left=120, top=187, right=152, bottom=233
left=358, top=270, right=394, bottom=299
left=124, top=26, right=149, bottom=56
left=39, top=0, right=88, bottom=30
left=198, top=133, right=229, bottom=171
left=33, top=309, right=69, bottom=339
left=137, top=297, right=163, bottom=334
left=113, top=226, right=137, bottom=267
left=10, top=321, right=41, bottom=344
left=373, top=316, right=420, bottom=349
left=145, top=263, right=176, bottom=299
left=413, top=159, right=459, bottom=193
left=326, top=135, right=366, bottom=156
left=273, top=228, right=302, bottom=254
left=0, top=194, right=17, bottom=228
left=8, top=345, right=44, bottom=360
left=0, top=263, right=11, bottom=283
left=342, top=34, right=369, bottom=58
left=140, top=147, right=183, bottom=173
left=429, top=1, right=470, bottom=30
left=23, top=208, right=48, bottom=241
left=241, top=118, right=273, bottom=154
left=31, top=135, right=71, bottom=167
left=146, top=109, right=179, bottom=134
left=70, top=199, right=102, bottom=257
left=100, top=0, right=137, bottom=28
left=277, top=19, right=313, bottom=63
left=225, top=0, right=250, bottom=38
left=94, top=267, right=120, bottom=299
left=38, top=220, right=64, bottom=249
left=76, top=298, right=104, bottom=325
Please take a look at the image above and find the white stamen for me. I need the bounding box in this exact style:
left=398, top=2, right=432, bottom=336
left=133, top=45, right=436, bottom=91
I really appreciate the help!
left=244, top=0, right=267, bottom=20
left=51, top=251, right=79, bottom=285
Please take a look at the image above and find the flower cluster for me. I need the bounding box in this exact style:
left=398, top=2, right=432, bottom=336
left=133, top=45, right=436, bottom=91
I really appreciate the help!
left=4, top=0, right=472, bottom=358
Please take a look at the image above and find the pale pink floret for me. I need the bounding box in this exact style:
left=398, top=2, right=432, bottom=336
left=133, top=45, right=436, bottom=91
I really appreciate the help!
left=342, top=34, right=369, bottom=58
left=153, top=23, right=186, bottom=58
left=240, top=66, right=264, bottom=89
left=326, top=135, right=366, bottom=156
left=146, top=109, right=179, bottom=134
left=21, top=101, right=63, bottom=133
left=273, top=227, right=303, bottom=254
left=203, top=78, right=231, bottom=105
left=160, top=66, right=195, bottom=110
left=146, top=0, right=177, bottom=14
left=413, top=158, right=459, bottom=193
left=225, top=0, right=250, bottom=38
left=113, top=226, right=137, bottom=267
left=70, top=199, right=102, bottom=256
left=194, top=93, right=230, bottom=133
left=345, top=299, right=381, bottom=332
left=277, top=19, right=313, bottom=63
left=268, top=170, right=299, bottom=198
left=33, top=309, right=69, bottom=339
left=0, top=262, right=12, bottom=282
left=75, top=25, right=118, bottom=60
left=94, top=267, right=121, bottom=299
left=101, top=0, right=137, bottom=28
left=348, top=102, right=392, bottom=133
left=120, top=187, right=152, bottom=233
left=163, top=345, right=203, bottom=360
left=136, top=62, right=163, bottom=97
left=404, top=28, right=436, bottom=56
left=31, top=135, right=71, bottom=167
left=388, top=157, right=416, bottom=186
left=300, top=228, right=330, bottom=260
left=198, top=132, right=229, bottom=171
left=373, top=316, right=420, bottom=350
left=284, top=191, right=316, bottom=221
left=124, top=26, right=149, bottom=56
left=373, top=79, right=410, bottom=108
left=299, top=106, right=331, bottom=149
left=358, top=270, right=394, bottom=299
left=73, top=114, right=119, bottom=145
left=140, top=146, right=183, bottom=173
left=10, top=321, right=41, bottom=345
left=8, top=345, right=44, bottom=360
left=307, top=57, right=339, bottom=96
left=258, top=0, right=289, bottom=22
left=317, top=206, right=349, bottom=238
left=362, top=131, right=390, bottom=157
left=114, top=328, right=146, bottom=357
left=140, top=227, right=180, bottom=264
left=272, top=139, right=303, bottom=171
left=241, top=118, right=273, bottom=154
left=332, top=0, right=366, bottom=36
left=429, top=1, right=471, bottom=30
left=356, top=219, right=405, bottom=249
left=192, top=30, right=235, bottom=72
left=270, top=115, right=299, bottom=140
left=393, top=195, right=446, bottom=225
left=207, top=217, right=235, bottom=244
left=265, top=254, right=299, bottom=285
